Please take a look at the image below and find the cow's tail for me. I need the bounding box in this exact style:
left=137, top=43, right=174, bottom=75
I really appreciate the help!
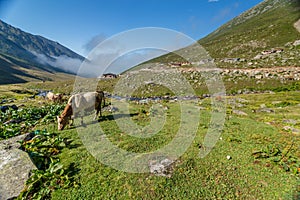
left=102, top=92, right=106, bottom=108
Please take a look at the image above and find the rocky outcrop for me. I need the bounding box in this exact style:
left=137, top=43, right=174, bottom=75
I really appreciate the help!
left=219, top=67, right=300, bottom=81
left=0, top=133, right=36, bottom=200
left=179, top=66, right=300, bottom=81
left=293, top=40, right=300, bottom=46
left=294, top=19, right=300, bottom=33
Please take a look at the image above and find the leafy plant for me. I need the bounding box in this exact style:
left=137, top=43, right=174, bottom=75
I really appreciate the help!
left=18, top=130, right=79, bottom=200
left=252, top=144, right=300, bottom=174
left=20, top=130, right=67, bottom=169
left=0, top=104, right=65, bottom=140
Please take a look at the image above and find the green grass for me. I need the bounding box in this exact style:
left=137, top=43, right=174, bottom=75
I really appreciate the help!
left=30, top=92, right=298, bottom=199
left=1, top=81, right=299, bottom=199
left=200, top=0, right=300, bottom=59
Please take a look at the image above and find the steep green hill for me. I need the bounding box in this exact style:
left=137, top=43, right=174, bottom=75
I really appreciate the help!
left=147, top=0, right=300, bottom=68
left=200, top=0, right=300, bottom=59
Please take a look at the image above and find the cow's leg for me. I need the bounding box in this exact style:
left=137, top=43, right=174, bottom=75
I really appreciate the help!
left=94, top=98, right=102, bottom=120
left=94, top=110, right=98, bottom=120
left=69, top=115, right=74, bottom=127
left=99, top=105, right=102, bottom=117
left=80, top=116, right=84, bottom=125
left=94, top=107, right=102, bottom=120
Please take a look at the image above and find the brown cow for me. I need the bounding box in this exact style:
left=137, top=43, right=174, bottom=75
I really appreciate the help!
left=57, top=91, right=105, bottom=131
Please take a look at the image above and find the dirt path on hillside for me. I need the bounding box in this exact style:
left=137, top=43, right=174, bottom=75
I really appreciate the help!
left=294, top=19, right=300, bottom=33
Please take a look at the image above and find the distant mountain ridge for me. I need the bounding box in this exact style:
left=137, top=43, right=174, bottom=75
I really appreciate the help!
left=0, top=20, right=83, bottom=60
left=0, top=19, right=84, bottom=84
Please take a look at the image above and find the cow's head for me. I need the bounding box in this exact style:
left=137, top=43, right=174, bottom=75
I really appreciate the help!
left=57, top=115, right=68, bottom=131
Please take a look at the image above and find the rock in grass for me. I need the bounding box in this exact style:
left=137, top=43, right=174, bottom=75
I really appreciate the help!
left=0, top=133, right=36, bottom=199
left=283, top=126, right=300, bottom=134
left=149, top=158, right=174, bottom=177
left=233, top=110, right=248, bottom=116
left=257, top=107, right=274, bottom=113
left=282, top=119, right=298, bottom=125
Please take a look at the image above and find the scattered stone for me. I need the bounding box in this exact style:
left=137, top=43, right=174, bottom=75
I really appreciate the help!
left=257, top=108, right=274, bottom=113
left=271, top=101, right=282, bottom=105
left=236, top=103, right=245, bottom=108
left=103, top=105, right=119, bottom=112
left=163, top=106, right=169, bottom=110
left=293, top=40, right=300, bottom=46
left=233, top=110, right=248, bottom=116
left=282, top=119, right=298, bottom=125
left=255, top=74, right=263, bottom=79
left=236, top=98, right=249, bottom=103
left=138, top=99, right=149, bottom=105
left=283, top=126, right=300, bottom=134
left=3, top=119, right=22, bottom=125
left=260, top=104, right=266, bottom=108
left=254, top=54, right=263, bottom=60
left=149, top=158, right=174, bottom=177
left=202, top=94, right=211, bottom=98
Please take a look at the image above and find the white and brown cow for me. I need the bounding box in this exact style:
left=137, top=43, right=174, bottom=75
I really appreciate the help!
left=57, top=91, right=105, bottom=131
left=46, top=92, right=63, bottom=103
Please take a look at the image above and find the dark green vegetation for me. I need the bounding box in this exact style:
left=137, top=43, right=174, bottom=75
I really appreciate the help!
left=18, top=130, right=79, bottom=199
left=0, top=103, right=64, bottom=140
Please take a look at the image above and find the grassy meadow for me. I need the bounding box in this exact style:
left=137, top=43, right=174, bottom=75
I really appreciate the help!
left=1, top=80, right=299, bottom=199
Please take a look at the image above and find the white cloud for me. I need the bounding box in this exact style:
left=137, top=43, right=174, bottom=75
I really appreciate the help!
left=31, top=51, right=82, bottom=75
left=208, top=0, right=219, bottom=2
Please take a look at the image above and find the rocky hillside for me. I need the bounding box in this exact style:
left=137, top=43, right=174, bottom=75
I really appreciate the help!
left=149, top=0, right=300, bottom=69
left=200, top=0, right=300, bottom=68
left=0, top=20, right=83, bottom=61
left=0, top=20, right=84, bottom=84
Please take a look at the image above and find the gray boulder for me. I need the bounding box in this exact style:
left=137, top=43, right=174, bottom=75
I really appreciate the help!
left=0, top=133, right=36, bottom=200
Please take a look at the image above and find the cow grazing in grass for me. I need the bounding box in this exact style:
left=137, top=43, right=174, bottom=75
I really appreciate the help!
left=57, top=91, right=105, bottom=131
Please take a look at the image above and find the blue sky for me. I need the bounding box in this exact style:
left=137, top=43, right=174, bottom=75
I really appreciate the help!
left=1, top=0, right=263, bottom=57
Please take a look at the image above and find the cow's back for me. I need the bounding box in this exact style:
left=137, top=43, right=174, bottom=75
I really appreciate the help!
left=69, top=92, right=97, bottom=111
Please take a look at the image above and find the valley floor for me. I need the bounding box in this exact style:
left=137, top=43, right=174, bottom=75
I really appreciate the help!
left=0, top=82, right=299, bottom=199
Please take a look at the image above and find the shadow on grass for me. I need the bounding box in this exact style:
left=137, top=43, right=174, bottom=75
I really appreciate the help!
left=66, top=162, right=81, bottom=179
left=100, top=113, right=139, bottom=121
left=72, top=112, right=139, bottom=129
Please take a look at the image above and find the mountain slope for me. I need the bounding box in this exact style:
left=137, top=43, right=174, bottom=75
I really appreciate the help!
left=200, top=0, right=300, bottom=59
left=0, top=20, right=84, bottom=84
left=147, top=0, right=300, bottom=68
